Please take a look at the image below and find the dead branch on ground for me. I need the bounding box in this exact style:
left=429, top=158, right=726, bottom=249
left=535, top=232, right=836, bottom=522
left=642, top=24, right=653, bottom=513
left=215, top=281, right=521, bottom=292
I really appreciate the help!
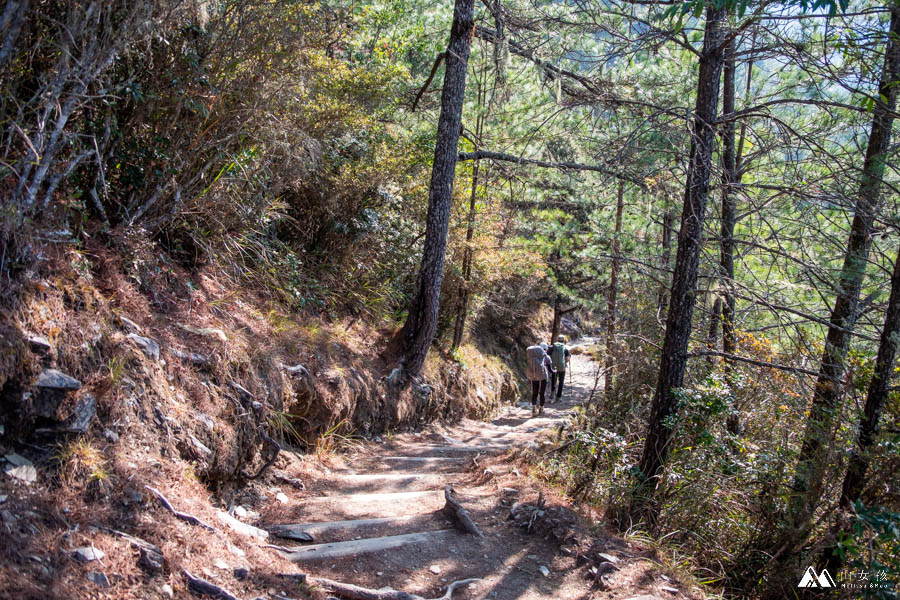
left=442, top=485, right=484, bottom=538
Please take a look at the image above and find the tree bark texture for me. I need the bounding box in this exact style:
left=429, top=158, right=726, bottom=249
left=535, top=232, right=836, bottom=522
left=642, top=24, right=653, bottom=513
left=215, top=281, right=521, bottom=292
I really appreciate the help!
left=719, top=38, right=738, bottom=372
left=451, top=71, right=487, bottom=352
left=657, top=207, right=674, bottom=315
left=720, top=36, right=743, bottom=435
left=840, top=244, right=900, bottom=508
left=401, top=0, right=475, bottom=376
left=630, top=5, right=727, bottom=528
left=786, top=0, right=900, bottom=540
left=605, top=181, right=625, bottom=395
left=824, top=244, right=900, bottom=575
left=451, top=157, right=479, bottom=351
left=552, top=295, right=562, bottom=343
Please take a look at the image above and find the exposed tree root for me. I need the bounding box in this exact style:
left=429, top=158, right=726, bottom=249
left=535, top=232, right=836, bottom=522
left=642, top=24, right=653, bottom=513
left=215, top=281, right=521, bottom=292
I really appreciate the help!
left=310, top=576, right=482, bottom=600
left=442, top=485, right=483, bottom=538
left=145, top=486, right=216, bottom=531
left=183, top=569, right=242, bottom=600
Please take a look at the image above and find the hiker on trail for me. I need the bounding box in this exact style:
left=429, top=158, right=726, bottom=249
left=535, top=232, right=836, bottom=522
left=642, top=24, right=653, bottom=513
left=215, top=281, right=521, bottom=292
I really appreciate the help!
left=525, top=342, right=554, bottom=417
left=549, top=335, right=571, bottom=402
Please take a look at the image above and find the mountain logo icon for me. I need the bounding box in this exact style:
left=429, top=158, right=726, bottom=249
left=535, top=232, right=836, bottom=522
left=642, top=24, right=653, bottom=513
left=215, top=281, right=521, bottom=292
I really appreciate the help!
left=798, top=566, right=836, bottom=588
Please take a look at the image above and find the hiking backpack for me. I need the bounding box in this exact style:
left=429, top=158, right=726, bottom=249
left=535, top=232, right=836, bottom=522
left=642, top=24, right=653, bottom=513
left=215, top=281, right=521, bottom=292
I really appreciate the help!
left=526, top=345, right=546, bottom=381
left=552, top=342, right=566, bottom=371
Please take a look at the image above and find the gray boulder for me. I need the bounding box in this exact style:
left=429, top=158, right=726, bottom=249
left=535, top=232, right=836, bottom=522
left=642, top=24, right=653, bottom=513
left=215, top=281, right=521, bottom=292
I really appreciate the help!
left=127, top=334, right=160, bottom=361
left=33, top=369, right=81, bottom=419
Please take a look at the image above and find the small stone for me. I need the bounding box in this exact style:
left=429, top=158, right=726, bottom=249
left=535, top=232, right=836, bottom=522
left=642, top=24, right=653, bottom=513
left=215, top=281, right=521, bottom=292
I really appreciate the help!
left=377, top=572, right=384, bottom=576
left=275, top=492, right=288, bottom=504
left=0, top=495, right=7, bottom=503
left=139, top=546, right=164, bottom=573
left=161, top=583, right=174, bottom=598
left=37, top=369, right=81, bottom=390
left=214, top=558, right=230, bottom=569
left=429, top=565, right=441, bottom=574
left=73, top=547, right=105, bottom=562
left=539, top=565, right=551, bottom=577
left=128, top=334, right=160, bottom=361
left=62, top=394, right=96, bottom=433
left=5, top=464, right=36, bottom=483
left=86, top=571, right=110, bottom=588
left=196, top=413, right=216, bottom=432
left=660, top=586, right=680, bottom=594
left=103, top=428, right=119, bottom=443
left=27, top=335, right=52, bottom=355
left=597, top=552, right=619, bottom=564
left=527, top=554, right=537, bottom=560
left=171, top=348, right=211, bottom=367
left=116, top=315, right=142, bottom=333
left=177, top=323, right=227, bottom=342
left=228, top=543, right=245, bottom=558
left=234, top=567, right=249, bottom=580
left=4, top=455, right=37, bottom=484
left=502, top=487, right=519, bottom=497
left=5, top=453, right=31, bottom=467
left=189, top=434, right=212, bottom=456
left=233, top=506, right=248, bottom=519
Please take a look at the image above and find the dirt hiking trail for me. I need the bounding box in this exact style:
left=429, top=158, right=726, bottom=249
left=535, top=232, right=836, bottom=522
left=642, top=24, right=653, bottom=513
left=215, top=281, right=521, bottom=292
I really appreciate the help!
left=239, top=338, right=700, bottom=600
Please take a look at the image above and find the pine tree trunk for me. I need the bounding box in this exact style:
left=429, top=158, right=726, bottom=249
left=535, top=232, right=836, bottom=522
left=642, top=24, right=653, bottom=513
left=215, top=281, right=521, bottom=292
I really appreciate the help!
left=825, top=246, right=900, bottom=573
left=605, top=181, right=625, bottom=395
left=551, top=295, right=562, bottom=343
left=657, top=207, right=674, bottom=315
left=629, top=5, right=727, bottom=528
left=401, top=0, right=475, bottom=376
left=785, top=0, right=900, bottom=550
left=451, top=158, right=480, bottom=351
left=823, top=244, right=900, bottom=573
left=720, top=37, right=741, bottom=434
left=707, top=296, right=722, bottom=361
left=841, top=247, right=900, bottom=507
left=719, top=39, right=738, bottom=370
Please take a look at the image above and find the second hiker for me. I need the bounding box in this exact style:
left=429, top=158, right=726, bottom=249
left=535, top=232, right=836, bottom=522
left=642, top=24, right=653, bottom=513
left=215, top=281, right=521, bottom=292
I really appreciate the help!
left=549, top=335, right=571, bottom=402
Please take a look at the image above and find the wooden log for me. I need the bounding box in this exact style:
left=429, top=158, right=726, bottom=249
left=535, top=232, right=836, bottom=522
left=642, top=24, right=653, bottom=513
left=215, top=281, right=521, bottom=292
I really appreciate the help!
left=311, top=576, right=481, bottom=600
left=285, top=530, right=455, bottom=562
left=442, top=485, right=483, bottom=538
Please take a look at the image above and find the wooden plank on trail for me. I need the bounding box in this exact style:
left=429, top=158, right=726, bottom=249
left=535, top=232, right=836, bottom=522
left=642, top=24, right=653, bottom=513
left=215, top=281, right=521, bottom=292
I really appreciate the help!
left=391, top=444, right=507, bottom=454
left=286, top=529, right=457, bottom=562
left=381, top=456, right=463, bottom=462
left=340, top=473, right=448, bottom=483
left=300, top=490, right=443, bottom=508
left=270, top=515, right=426, bottom=540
